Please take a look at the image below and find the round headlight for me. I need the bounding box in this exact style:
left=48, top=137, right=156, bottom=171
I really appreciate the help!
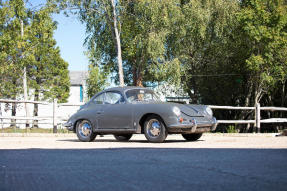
left=206, top=107, right=213, bottom=116
left=172, top=106, right=181, bottom=116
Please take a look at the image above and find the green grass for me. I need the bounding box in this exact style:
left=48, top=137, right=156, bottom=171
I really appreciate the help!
left=227, top=125, right=237, bottom=133
left=0, top=127, right=72, bottom=133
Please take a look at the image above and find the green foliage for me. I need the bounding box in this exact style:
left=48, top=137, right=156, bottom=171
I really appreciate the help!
left=0, top=0, right=70, bottom=103
left=227, top=125, right=237, bottom=133
left=120, top=0, right=183, bottom=86
left=237, top=0, right=287, bottom=103
left=54, top=0, right=287, bottom=119
left=27, top=6, right=70, bottom=103
left=167, top=0, right=241, bottom=105
left=0, top=0, right=28, bottom=99
left=58, top=0, right=183, bottom=86
left=86, top=64, right=109, bottom=98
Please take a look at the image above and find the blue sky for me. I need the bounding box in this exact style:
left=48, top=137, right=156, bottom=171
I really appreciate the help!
left=29, top=0, right=89, bottom=71
left=52, top=13, right=89, bottom=71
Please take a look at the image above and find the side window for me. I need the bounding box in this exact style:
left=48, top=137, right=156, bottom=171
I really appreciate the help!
left=105, top=92, right=123, bottom=104
left=93, top=93, right=105, bottom=104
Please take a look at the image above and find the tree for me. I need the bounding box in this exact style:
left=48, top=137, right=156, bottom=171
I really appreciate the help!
left=0, top=0, right=70, bottom=128
left=237, top=0, right=287, bottom=105
left=167, top=0, right=241, bottom=105
left=86, top=64, right=109, bottom=98
left=0, top=0, right=30, bottom=126
left=120, top=0, right=182, bottom=87
left=52, top=0, right=125, bottom=86
left=27, top=5, right=70, bottom=128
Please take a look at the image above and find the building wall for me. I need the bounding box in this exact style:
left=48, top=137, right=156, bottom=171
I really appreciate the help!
left=68, top=86, right=81, bottom=103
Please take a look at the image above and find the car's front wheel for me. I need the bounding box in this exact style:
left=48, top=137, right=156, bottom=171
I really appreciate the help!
left=144, top=115, right=167, bottom=143
left=76, top=120, right=97, bottom=142
left=114, top=134, right=132, bottom=141
left=182, top=133, right=202, bottom=141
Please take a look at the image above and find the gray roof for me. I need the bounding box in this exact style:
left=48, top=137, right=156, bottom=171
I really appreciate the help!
left=104, top=86, right=149, bottom=92
left=69, top=71, right=88, bottom=86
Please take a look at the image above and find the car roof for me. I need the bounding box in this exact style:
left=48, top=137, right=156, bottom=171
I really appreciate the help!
left=104, top=86, right=149, bottom=93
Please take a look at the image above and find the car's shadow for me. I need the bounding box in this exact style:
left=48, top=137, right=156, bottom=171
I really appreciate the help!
left=57, top=139, right=204, bottom=143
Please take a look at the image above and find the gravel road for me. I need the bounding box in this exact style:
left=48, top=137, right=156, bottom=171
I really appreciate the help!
left=0, top=134, right=286, bottom=191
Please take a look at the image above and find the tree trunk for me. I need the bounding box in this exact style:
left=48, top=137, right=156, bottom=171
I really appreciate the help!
left=281, top=80, right=286, bottom=107
left=10, top=103, right=16, bottom=128
left=254, top=84, right=263, bottom=133
left=111, top=0, right=124, bottom=87
left=239, top=80, right=253, bottom=133
left=21, top=19, right=29, bottom=128
left=33, top=89, right=39, bottom=128
left=132, top=66, right=143, bottom=87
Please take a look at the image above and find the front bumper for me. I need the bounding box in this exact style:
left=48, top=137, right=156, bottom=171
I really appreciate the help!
left=168, top=117, right=217, bottom=133
left=63, top=122, right=74, bottom=131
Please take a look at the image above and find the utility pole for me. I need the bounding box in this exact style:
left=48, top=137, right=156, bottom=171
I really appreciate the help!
left=21, top=19, right=29, bottom=128
left=111, top=0, right=124, bottom=87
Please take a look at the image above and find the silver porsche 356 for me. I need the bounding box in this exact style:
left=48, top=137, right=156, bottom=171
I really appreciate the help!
left=64, top=86, right=217, bottom=143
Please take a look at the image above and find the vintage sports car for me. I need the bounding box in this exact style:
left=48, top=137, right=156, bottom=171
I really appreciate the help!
left=64, top=86, right=217, bottom=143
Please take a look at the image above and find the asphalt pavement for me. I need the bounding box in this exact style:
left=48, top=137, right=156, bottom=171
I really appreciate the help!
left=0, top=134, right=286, bottom=191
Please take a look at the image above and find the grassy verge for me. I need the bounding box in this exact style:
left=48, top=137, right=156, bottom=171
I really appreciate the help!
left=0, top=127, right=71, bottom=133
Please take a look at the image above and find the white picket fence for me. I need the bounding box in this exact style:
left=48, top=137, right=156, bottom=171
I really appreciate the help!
left=0, top=99, right=287, bottom=133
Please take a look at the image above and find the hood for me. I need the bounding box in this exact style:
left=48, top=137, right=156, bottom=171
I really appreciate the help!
left=178, top=104, right=206, bottom=117
left=145, top=101, right=208, bottom=117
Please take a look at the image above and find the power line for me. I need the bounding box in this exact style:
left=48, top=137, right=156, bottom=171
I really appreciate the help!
left=190, top=74, right=286, bottom=77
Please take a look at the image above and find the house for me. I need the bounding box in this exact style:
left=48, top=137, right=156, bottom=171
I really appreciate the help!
left=68, top=71, right=88, bottom=103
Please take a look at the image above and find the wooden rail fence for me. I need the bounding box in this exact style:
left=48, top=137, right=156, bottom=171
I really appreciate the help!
left=0, top=99, right=286, bottom=133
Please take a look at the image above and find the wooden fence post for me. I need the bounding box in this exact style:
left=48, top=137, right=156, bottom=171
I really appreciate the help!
left=53, top=99, right=57, bottom=133
left=0, top=103, right=3, bottom=133
left=255, top=103, right=261, bottom=133
left=1, top=118, right=3, bottom=134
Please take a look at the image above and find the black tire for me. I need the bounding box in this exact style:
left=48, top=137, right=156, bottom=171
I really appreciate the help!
left=76, top=120, right=97, bottom=142
left=114, top=134, right=133, bottom=141
left=144, top=115, right=167, bottom=143
left=182, top=133, right=202, bottom=141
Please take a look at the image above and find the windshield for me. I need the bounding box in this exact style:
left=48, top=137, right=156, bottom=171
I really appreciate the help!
left=125, top=89, right=160, bottom=103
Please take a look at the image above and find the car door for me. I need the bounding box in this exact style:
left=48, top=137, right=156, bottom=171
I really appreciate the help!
left=97, top=91, right=134, bottom=129
left=87, top=92, right=105, bottom=129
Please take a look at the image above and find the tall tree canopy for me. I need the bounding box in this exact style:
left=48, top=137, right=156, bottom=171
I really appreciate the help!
left=0, top=0, right=70, bottom=102
left=0, top=0, right=70, bottom=127
left=237, top=0, right=287, bottom=105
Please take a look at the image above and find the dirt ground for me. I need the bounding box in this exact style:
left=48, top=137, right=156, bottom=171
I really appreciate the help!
left=0, top=133, right=286, bottom=149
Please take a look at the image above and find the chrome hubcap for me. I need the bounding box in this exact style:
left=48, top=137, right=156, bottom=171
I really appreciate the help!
left=147, top=119, right=161, bottom=137
left=79, top=122, right=92, bottom=138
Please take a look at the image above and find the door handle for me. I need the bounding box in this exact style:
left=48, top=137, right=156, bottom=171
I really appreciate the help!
left=97, top=110, right=104, bottom=114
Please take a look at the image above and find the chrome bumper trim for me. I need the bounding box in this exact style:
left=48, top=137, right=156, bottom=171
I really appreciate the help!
left=63, top=122, right=73, bottom=131
left=169, top=117, right=217, bottom=132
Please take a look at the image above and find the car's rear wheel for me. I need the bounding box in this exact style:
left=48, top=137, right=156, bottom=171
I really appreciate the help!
left=114, top=134, right=132, bottom=141
left=76, top=120, right=97, bottom=142
left=144, top=115, right=167, bottom=143
left=182, top=133, right=202, bottom=141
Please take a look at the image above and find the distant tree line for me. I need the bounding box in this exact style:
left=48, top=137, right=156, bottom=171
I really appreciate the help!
left=0, top=0, right=70, bottom=127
